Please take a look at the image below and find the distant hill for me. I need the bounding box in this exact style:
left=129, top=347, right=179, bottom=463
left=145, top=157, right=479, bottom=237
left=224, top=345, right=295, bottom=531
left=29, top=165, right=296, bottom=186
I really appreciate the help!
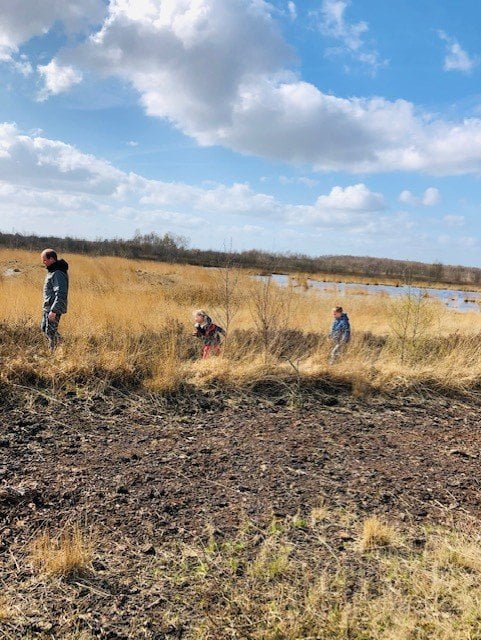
left=1, top=230, right=480, bottom=287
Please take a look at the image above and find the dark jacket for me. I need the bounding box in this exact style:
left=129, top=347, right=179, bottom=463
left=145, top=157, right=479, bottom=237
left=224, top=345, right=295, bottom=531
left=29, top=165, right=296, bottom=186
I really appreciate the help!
left=330, top=313, right=350, bottom=344
left=43, top=259, right=69, bottom=315
left=194, top=316, right=225, bottom=346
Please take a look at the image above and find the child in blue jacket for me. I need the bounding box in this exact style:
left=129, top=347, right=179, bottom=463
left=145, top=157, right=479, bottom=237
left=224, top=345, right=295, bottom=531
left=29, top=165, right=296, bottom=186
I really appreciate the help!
left=329, top=306, right=350, bottom=364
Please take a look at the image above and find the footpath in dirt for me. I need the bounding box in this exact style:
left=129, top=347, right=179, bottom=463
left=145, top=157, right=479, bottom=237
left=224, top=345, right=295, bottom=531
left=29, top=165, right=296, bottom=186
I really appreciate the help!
left=2, top=391, right=481, bottom=544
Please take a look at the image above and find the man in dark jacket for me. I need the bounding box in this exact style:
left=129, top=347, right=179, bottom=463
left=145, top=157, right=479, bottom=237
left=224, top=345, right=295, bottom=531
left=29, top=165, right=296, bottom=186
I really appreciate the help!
left=329, top=306, right=350, bottom=364
left=41, top=249, right=69, bottom=350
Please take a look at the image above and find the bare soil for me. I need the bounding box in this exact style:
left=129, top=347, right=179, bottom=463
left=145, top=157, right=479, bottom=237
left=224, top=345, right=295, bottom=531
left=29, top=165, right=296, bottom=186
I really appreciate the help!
left=2, top=388, right=481, bottom=638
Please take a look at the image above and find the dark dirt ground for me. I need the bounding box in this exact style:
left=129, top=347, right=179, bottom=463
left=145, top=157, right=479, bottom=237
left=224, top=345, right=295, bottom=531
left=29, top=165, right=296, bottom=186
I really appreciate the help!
left=2, top=387, right=481, bottom=638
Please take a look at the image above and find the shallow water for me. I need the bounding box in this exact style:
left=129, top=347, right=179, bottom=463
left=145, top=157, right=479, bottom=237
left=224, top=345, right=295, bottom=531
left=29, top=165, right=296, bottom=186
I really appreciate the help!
left=260, top=274, right=481, bottom=313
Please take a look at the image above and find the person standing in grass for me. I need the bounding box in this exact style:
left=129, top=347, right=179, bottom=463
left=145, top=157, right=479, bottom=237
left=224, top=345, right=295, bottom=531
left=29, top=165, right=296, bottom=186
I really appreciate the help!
left=329, top=306, right=350, bottom=364
left=41, top=249, right=69, bottom=350
left=192, top=310, right=225, bottom=358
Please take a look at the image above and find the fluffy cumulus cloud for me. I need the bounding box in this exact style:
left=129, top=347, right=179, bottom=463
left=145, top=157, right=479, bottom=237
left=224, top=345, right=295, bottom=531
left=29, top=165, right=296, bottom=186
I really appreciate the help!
left=286, top=183, right=386, bottom=227
left=316, top=183, right=385, bottom=211
left=398, top=187, right=440, bottom=206
left=0, top=0, right=105, bottom=61
left=438, top=31, right=477, bottom=73
left=0, top=122, right=396, bottom=237
left=19, top=0, right=481, bottom=176
left=37, top=60, right=83, bottom=100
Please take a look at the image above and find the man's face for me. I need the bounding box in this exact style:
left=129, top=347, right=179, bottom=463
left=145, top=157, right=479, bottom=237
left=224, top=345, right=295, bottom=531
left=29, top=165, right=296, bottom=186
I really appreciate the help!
left=41, top=253, right=55, bottom=267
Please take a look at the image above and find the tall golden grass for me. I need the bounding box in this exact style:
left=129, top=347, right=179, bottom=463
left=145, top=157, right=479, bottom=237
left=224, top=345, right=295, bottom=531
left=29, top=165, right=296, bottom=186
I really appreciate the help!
left=2, top=248, right=481, bottom=394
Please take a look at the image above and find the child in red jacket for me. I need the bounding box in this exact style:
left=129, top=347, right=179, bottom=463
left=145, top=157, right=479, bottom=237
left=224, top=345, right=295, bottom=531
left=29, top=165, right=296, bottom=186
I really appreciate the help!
left=192, top=310, right=226, bottom=358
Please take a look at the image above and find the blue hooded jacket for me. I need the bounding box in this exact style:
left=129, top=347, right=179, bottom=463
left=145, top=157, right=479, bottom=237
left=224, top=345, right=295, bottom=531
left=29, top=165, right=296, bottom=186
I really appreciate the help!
left=330, top=313, right=350, bottom=344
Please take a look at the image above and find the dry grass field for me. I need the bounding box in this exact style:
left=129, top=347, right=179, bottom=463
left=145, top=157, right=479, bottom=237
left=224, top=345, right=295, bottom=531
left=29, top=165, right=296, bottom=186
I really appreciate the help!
left=2, top=247, right=481, bottom=395
left=4, top=248, right=481, bottom=638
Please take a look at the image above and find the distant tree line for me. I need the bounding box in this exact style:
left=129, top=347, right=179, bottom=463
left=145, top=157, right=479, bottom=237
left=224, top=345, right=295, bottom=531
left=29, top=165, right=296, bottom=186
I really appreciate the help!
left=2, top=230, right=480, bottom=286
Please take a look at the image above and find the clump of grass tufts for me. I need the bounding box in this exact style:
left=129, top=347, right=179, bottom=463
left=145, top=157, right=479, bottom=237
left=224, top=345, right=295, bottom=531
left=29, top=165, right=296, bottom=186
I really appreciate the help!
left=30, top=524, right=94, bottom=577
left=360, top=516, right=396, bottom=552
left=0, top=602, right=12, bottom=621
left=433, top=536, right=481, bottom=573
left=310, top=505, right=329, bottom=526
left=248, top=540, right=293, bottom=581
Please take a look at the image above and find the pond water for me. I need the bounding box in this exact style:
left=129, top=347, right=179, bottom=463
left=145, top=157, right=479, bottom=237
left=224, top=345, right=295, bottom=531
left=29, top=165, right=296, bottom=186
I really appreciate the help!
left=261, top=274, right=481, bottom=313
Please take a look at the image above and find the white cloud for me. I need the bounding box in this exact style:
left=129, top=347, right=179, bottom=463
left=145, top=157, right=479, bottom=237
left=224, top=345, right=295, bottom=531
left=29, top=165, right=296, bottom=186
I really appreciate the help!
left=398, top=187, right=440, bottom=206
left=112, top=207, right=204, bottom=227
left=0, top=122, right=124, bottom=194
left=12, top=56, right=33, bottom=76
left=398, top=190, right=418, bottom=206
left=285, top=183, right=386, bottom=227
left=316, top=183, right=385, bottom=211
left=279, top=175, right=319, bottom=187
left=140, top=180, right=281, bottom=216
left=0, top=123, right=393, bottom=237
left=439, top=31, right=477, bottom=73
left=298, top=177, right=319, bottom=187
left=37, top=60, right=83, bottom=100
left=320, top=0, right=367, bottom=50
left=439, top=234, right=478, bottom=248
left=287, top=1, right=297, bottom=20
left=0, top=0, right=106, bottom=62
left=127, top=140, right=139, bottom=147
left=443, top=214, right=465, bottom=227
left=4, top=1, right=481, bottom=179
left=26, top=0, right=481, bottom=176
left=422, top=187, right=440, bottom=206
left=318, top=0, right=386, bottom=72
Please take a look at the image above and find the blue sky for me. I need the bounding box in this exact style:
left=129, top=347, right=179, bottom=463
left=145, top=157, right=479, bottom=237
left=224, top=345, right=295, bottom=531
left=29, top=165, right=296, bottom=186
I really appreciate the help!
left=1, top=0, right=481, bottom=265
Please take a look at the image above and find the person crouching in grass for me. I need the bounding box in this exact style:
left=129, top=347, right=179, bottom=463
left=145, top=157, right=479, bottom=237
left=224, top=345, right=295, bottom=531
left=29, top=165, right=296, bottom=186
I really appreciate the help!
left=329, top=306, right=350, bottom=364
left=193, top=310, right=226, bottom=359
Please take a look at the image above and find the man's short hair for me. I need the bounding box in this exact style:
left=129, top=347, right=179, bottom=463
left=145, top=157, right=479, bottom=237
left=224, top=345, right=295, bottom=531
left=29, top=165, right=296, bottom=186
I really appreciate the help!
left=333, top=306, right=343, bottom=313
left=44, top=249, right=57, bottom=260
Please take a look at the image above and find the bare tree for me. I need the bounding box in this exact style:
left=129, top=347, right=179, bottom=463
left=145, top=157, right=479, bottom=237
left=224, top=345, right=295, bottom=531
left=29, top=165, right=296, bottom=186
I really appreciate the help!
left=249, top=276, right=296, bottom=362
left=214, top=245, right=241, bottom=336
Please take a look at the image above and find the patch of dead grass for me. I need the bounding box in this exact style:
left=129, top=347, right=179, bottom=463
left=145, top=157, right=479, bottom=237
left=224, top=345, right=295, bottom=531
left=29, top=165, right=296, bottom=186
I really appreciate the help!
left=30, top=524, right=94, bottom=577
left=360, top=516, right=397, bottom=552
